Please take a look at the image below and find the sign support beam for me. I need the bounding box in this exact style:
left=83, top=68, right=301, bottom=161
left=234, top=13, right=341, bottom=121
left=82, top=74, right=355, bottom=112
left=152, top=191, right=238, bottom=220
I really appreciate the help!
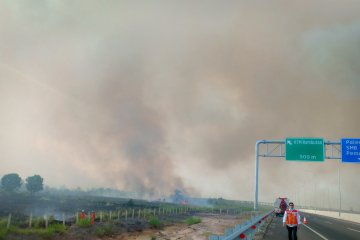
left=254, top=139, right=341, bottom=211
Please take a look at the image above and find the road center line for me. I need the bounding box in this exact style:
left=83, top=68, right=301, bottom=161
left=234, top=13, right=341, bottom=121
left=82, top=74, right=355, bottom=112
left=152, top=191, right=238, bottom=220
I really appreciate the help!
left=302, top=224, right=329, bottom=240
left=347, top=227, right=360, bottom=233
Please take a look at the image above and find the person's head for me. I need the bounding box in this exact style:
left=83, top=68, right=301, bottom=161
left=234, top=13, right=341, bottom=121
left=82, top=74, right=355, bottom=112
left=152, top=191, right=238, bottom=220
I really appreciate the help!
left=289, top=202, right=294, bottom=209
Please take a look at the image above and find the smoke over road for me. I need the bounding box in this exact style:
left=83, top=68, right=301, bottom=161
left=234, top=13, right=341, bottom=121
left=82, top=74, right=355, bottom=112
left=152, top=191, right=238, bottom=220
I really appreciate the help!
left=1, top=1, right=360, bottom=208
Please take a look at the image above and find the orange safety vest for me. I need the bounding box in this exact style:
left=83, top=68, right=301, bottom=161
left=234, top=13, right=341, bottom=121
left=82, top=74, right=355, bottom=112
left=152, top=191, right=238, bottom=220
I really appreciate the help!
left=285, top=209, right=298, bottom=225
left=90, top=212, right=95, bottom=225
left=79, top=212, right=86, bottom=220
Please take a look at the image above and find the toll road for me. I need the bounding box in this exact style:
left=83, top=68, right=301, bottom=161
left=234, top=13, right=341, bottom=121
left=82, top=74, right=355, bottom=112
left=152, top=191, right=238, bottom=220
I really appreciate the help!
left=263, top=212, right=360, bottom=240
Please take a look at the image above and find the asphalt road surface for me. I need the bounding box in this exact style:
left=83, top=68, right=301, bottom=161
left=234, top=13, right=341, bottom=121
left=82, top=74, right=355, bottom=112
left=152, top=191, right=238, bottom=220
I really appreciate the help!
left=263, top=212, right=360, bottom=240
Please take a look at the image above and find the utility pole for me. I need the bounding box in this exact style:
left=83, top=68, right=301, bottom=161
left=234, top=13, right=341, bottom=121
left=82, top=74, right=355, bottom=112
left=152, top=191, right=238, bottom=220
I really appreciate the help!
left=338, top=160, right=342, bottom=217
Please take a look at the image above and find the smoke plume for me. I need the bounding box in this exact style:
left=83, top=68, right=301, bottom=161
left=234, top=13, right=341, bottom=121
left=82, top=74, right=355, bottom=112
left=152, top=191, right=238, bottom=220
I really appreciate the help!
left=1, top=1, right=360, bottom=208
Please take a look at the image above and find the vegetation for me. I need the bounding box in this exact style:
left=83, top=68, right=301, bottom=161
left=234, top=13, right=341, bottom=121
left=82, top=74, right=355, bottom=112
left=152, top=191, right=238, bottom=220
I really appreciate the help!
left=45, top=223, right=67, bottom=234
left=0, top=172, right=45, bottom=194
left=0, top=173, right=272, bottom=239
left=15, top=223, right=66, bottom=236
left=206, top=197, right=261, bottom=213
left=148, top=217, right=161, bottom=229
left=185, top=216, right=201, bottom=225
left=0, top=223, right=66, bottom=239
left=0, top=229, right=6, bottom=240
left=170, top=189, right=187, bottom=203
left=77, top=218, right=92, bottom=228
left=26, top=175, right=44, bottom=194
left=126, top=199, right=135, bottom=207
left=95, top=224, right=113, bottom=237
left=1, top=173, right=22, bottom=192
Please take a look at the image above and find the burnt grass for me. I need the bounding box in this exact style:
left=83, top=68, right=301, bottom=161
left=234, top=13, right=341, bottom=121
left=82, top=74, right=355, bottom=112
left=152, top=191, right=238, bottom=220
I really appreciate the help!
left=3, top=213, right=193, bottom=240
left=0, top=192, right=201, bottom=239
left=55, top=214, right=192, bottom=240
left=0, top=192, right=134, bottom=217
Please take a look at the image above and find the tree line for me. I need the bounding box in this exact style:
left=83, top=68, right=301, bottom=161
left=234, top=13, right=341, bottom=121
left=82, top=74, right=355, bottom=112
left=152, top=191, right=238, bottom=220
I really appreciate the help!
left=0, top=173, right=44, bottom=194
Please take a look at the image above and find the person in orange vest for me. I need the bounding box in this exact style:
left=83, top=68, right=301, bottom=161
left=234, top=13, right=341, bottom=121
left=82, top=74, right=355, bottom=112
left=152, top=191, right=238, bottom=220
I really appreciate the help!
left=283, top=202, right=301, bottom=240
left=79, top=210, right=86, bottom=220
left=90, top=211, right=95, bottom=225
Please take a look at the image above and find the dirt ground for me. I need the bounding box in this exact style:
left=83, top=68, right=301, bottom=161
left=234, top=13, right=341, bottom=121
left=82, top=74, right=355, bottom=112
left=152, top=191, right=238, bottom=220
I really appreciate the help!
left=4, top=212, right=273, bottom=240
left=103, top=213, right=251, bottom=240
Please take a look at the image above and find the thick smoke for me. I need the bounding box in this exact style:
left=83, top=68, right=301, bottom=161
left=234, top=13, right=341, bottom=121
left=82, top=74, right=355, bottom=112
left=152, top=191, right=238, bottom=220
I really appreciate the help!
left=0, top=1, right=360, bottom=208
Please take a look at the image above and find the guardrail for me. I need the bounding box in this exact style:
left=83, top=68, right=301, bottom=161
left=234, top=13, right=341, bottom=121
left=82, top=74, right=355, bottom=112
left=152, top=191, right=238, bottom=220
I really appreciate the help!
left=208, top=210, right=274, bottom=240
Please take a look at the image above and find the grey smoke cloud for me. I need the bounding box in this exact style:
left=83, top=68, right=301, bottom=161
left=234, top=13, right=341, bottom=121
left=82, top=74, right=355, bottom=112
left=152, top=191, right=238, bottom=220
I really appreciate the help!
left=1, top=1, right=360, bottom=209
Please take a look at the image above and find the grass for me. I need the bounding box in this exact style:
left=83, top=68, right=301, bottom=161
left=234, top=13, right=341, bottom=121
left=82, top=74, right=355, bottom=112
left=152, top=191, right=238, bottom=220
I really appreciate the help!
left=185, top=216, right=201, bottom=225
left=0, top=219, right=7, bottom=227
left=0, top=223, right=66, bottom=239
left=33, top=218, right=46, bottom=229
left=148, top=217, right=161, bottom=229
left=0, top=228, right=6, bottom=240
left=46, top=223, right=67, bottom=234
left=77, top=218, right=92, bottom=228
left=95, top=224, right=113, bottom=237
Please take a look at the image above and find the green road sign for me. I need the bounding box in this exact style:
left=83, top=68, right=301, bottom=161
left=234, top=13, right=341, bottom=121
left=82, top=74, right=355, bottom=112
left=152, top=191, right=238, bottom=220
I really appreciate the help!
left=285, top=138, right=324, bottom=161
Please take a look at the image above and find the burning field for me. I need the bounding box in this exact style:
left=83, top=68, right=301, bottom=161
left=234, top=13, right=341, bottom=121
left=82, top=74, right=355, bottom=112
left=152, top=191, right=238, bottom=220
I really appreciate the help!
left=0, top=192, right=271, bottom=240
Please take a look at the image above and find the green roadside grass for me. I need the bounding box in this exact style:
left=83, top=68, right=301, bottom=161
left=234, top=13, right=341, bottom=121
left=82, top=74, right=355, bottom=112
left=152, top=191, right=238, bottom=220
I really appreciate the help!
left=0, top=223, right=66, bottom=240
left=185, top=216, right=201, bottom=225
left=148, top=217, right=162, bottom=229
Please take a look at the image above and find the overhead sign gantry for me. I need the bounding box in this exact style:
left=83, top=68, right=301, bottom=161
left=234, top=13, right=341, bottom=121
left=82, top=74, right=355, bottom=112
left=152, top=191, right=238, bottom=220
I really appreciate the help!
left=254, top=138, right=360, bottom=211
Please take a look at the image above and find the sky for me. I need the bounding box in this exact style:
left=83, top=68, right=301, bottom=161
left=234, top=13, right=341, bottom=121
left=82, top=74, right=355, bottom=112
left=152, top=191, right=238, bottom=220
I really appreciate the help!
left=1, top=1, right=360, bottom=210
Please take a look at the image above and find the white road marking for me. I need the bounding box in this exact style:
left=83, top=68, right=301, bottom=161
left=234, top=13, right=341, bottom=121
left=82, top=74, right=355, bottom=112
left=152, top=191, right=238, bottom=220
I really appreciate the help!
left=325, top=221, right=333, bottom=224
left=302, top=224, right=329, bottom=240
left=347, top=227, right=360, bottom=233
